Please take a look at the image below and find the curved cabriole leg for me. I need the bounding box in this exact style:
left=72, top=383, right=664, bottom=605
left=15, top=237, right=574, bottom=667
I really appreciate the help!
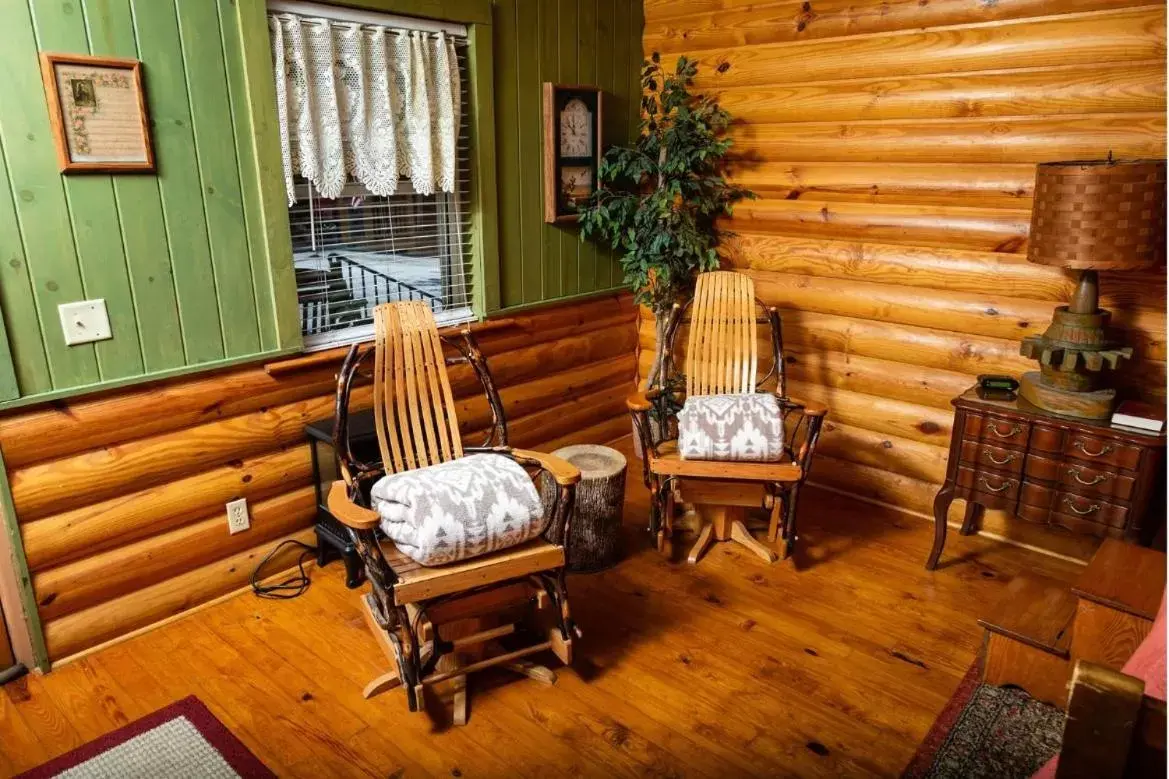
left=928, top=483, right=956, bottom=570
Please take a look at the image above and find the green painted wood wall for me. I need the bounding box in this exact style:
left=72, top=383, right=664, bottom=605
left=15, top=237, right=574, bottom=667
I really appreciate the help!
left=493, top=0, right=644, bottom=310
left=0, top=0, right=292, bottom=405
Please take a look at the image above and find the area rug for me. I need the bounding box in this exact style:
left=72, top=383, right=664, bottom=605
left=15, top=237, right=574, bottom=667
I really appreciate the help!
left=16, top=696, right=274, bottom=779
left=902, top=660, right=1064, bottom=779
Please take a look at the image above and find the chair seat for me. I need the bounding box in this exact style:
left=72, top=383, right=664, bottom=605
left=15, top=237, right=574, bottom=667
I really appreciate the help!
left=649, top=440, right=802, bottom=481
left=384, top=538, right=565, bottom=604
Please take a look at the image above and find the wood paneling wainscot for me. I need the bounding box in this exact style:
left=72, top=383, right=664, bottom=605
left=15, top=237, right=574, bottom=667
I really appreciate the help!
left=0, top=295, right=637, bottom=667
left=641, top=0, right=1166, bottom=560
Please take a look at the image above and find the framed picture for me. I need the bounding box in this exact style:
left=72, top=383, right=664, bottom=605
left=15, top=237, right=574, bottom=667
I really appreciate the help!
left=39, top=52, right=154, bottom=174
left=542, top=83, right=603, bottom=224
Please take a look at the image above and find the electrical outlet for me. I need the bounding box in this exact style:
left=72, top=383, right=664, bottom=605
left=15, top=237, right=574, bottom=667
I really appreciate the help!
left=226, top=498, right=250, bottom=535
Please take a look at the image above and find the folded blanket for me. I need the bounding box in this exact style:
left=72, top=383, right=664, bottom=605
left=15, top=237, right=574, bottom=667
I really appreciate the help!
left=678, top=393, right=785, bottom=462
left=370, top=453, right=546, bottom=566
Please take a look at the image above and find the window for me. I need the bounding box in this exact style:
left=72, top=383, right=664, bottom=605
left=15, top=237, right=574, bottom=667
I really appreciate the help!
left=268, top=2, right=475, bottom=350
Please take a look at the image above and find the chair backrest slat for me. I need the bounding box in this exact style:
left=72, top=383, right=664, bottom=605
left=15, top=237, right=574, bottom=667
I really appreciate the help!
left=372, top=302, right=464, bottom=474
left=684, top=271, right=758, bottom=397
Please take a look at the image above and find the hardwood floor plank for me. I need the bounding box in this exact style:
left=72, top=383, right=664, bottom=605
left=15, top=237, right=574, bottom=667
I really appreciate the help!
left=0, top=436, right=1084, bottom=777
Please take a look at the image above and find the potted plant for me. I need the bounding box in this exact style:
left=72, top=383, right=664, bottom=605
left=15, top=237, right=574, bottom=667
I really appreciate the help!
left=578, top=53, right=753, bottom=448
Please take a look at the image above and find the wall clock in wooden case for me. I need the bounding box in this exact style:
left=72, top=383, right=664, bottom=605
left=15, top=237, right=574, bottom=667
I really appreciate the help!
left=542, top=83, right=602, bottom=224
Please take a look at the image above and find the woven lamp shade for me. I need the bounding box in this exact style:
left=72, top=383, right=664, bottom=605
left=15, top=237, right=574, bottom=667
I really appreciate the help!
left=1028, top=159, right=1167, bottom=271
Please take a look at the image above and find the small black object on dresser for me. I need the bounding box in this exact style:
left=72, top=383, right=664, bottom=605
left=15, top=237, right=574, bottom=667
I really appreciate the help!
left=928, top=388, right=1166, bottom=570
left=306, top=410, right=379, bottom=588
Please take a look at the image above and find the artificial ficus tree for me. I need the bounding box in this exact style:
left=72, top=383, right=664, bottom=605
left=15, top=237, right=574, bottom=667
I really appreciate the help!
left=578, top=53, right=754, bottom=390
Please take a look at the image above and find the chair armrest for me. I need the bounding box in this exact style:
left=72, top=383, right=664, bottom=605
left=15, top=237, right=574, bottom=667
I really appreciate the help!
left=795, top=398, right=828, bottom=417
left=510, top=448, right=582, bottom=486
left=777, top=395, right=828, bottom=418
left=327, top=480, right=381, bottom=531
left=626, top=387, right=660, bottom=413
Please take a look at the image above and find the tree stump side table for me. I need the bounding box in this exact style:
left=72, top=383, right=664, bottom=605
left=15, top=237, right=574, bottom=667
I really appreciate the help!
left=540, top=444, right=627, bottom=572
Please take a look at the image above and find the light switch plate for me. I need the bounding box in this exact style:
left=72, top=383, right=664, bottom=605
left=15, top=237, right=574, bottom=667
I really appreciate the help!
left=58, top=299, right=112, bottom=346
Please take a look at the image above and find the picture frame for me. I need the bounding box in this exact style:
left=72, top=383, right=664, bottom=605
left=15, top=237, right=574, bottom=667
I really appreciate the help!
left=39, top=52, right=155, bottom=174
left=542, top=83, right=603, bottom=225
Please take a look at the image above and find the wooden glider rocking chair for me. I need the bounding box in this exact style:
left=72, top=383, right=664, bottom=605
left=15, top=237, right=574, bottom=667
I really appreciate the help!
left=628, top=271, right=828, bottom=564
left=327, top=301, right=582, bottom=724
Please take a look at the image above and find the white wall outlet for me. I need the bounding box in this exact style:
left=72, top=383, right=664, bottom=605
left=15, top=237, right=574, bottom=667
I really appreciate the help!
left=226, top=498, right=250, bottom=535
left=58, top=299, right=112, bottom=346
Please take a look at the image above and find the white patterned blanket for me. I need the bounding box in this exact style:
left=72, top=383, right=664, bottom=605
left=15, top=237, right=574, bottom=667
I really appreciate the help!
left=678, top=393, right=785, bottom=462
left=370, top=453, right=547, bottom=566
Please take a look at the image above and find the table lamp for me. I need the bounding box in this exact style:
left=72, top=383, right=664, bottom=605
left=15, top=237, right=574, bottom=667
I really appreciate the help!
left=1019, top=157, right=1166, bottom=420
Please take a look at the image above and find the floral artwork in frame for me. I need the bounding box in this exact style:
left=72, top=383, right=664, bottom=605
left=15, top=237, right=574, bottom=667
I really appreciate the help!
left=39, top=52, right=155, bottom=173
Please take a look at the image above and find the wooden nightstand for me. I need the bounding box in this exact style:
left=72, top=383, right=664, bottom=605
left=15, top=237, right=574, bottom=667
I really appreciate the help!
left=928, top=388, right=1166, bottom=570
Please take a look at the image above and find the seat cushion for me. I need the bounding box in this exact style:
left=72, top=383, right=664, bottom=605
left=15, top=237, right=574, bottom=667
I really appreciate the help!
left=370, top=453, right=546, bottom=567
left=678, top=393, right=784, bottom=462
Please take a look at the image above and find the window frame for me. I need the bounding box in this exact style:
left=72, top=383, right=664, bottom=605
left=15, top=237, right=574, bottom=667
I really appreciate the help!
left=234, top=0, right=500, bottom=355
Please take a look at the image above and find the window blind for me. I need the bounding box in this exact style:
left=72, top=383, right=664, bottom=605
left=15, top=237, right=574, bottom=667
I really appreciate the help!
left=272, top=6, right=475, bottom=350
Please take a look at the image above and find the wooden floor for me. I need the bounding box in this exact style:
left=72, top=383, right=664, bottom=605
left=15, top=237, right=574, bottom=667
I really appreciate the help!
left=0, top=436, right=1083, bottom=778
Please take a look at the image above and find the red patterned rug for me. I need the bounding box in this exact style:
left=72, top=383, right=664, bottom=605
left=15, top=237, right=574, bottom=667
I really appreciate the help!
left=902, top=659, right=1064, bottom=779
left=17, top=696, right=274, bottom=779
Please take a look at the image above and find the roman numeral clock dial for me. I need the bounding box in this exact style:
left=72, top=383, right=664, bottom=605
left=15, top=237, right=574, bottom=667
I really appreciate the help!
left=543, top=84, right=602, bottom=224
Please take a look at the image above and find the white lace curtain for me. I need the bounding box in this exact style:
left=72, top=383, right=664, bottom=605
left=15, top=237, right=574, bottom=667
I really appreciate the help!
left=268, top=12, right=461, bottom=205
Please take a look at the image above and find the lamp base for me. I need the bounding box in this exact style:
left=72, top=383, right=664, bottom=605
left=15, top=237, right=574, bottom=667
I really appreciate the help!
left=1019, top=371, right=1116, bottom=421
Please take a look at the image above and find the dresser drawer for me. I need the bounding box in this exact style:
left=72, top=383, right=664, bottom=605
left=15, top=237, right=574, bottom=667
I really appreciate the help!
left=963, top=414, right=1030, bottom=448
left=959, top=439, right=1024, bottom=475
left=1018, top=484, right=1128, bottom=529
left=1060, top=463, right=1136, bottom=502
left=1048, top=512, right=1126, bottom=540
left=1066, top=433, right=1143, bottom=471
left=1023, top=453, right=1137, bottom=501
left=1057, top=492, right=1129, bottom=529
left=957, top=465, right=1020, bottom=503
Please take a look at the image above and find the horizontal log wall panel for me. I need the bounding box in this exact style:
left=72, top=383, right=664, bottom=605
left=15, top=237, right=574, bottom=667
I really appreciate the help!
left=644, top=0, right=1144, bottom=50
left=42, top=528, right=319, bottom=662
left=684, top=6, right=1165, bottom=88
left=729, top=115, right=1165, bottom=165
left=750, top=273, right=1166, bottom=359
left=730, top=162, right=1039, bottom=209
left=728, top=199, right=1030, bottom=252
left=712, top=62, right=1165, bottom=123
left=0, top=295, right=636, bottom=469
left=33, top=488, right=317, bottom=622
left=726, top=234, right=1167, bottom=311
left=9, top=324, right=640, bottom=523
left=645, top=0, right=1165, bottom=558
left=20, top=448, right=313, bottom=571
left=0, top=295, right=638, bottom=662
left=640, top=310, right=1166, bottom=399
left=816, top=421, right=950, bottom=485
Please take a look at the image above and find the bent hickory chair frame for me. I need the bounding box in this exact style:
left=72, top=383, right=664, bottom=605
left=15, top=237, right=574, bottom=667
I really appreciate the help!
left=628, top=271, right=828, bottom=564
left=326, top=301, right=581, bottom=724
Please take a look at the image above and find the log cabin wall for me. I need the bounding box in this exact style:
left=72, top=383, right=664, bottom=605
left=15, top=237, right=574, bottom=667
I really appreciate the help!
left=641, top=0, right=1167, bottom=558
left=0, top=294, right=636, bottom=667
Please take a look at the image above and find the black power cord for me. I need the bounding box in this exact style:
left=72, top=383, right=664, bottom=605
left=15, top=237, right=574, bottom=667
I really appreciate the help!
left=251, top=539, right=319, bottom=600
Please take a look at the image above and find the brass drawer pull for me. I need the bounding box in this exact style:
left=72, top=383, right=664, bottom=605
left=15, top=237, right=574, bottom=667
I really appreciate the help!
left=988, top=421, right=1022, bottom=439
left=985, top=451, right=1017, bottom=466
left=1063, top=497, right=1101, bottom=516
left=978, top=476, right=1013, bottom=494
left=1073, top=440, right=1113, bottom=458
left=1068, top=468, right=1110, bottom=486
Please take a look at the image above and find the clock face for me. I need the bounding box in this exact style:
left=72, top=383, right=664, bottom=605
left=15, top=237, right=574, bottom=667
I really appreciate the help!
left=559, top=98, right=592, bottom=158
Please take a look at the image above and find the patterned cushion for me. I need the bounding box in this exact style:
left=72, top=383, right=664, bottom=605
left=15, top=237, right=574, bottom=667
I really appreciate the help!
left=370, top=453, right=547, bottom=566
left=677, top=393, right=784, bottom=462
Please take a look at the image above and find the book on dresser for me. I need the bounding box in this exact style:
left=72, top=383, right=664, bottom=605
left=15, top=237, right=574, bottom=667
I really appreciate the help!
left=1111, top=401, right=1166, bottom=435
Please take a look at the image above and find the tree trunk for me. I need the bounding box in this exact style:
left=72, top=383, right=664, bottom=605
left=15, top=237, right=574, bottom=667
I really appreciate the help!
left=646, top=313, right=669, bottom=389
